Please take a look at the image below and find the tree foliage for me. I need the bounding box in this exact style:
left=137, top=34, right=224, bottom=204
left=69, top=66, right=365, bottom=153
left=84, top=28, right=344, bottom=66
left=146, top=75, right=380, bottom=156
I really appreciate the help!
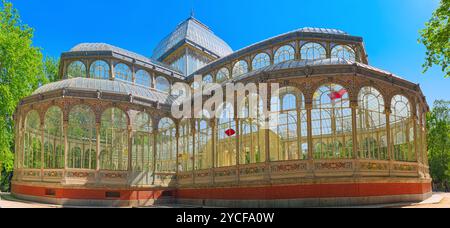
left=427, top=100, right=450, bottom=190
left=0, top=0, right=49, bottom=190
left=419, top=0, right=450, bottom=78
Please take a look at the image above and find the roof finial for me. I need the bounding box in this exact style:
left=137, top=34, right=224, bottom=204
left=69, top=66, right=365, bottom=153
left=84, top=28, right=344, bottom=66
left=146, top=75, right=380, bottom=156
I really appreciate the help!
left=190, top=8, right=195, bottom=18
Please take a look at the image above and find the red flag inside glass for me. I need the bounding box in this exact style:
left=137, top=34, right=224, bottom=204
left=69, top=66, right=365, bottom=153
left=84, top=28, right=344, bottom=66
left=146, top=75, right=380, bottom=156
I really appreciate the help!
left=328, top=89, right=347, bottom=101
left=225, top=129, right=236, bottom=137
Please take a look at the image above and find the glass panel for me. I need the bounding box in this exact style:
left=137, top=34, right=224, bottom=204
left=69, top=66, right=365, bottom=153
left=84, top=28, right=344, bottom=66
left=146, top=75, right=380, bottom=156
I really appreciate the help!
left=312, top=84, right=352, bottom=159
left=195, top=118, right=212, bottom=170
left=357, top=87, right=387, bottom=160
left=239, top=95, right=267, bottom=164
left=68, top=105, right=97, bottom=169
left=216, top=103, right=236, bottom=167
left=232, top=61, right=248, bottom=78
left=44, top=106, right=65, bottom=169
left=179, top=120, right=194, bottom=172
left=67, top=61, right=86, bottom=78
left=115, top=63, right=132, bottom=82
left=301, top=43, right=326, bottom=60
left=132, top=112, right=153, bottom=172
left=331, top=45, right=356, bottom=62
left=269, top=87, right=307, bottom=161
left=23, top=111, right=41, bottom=169
left=100, top=108, right=129, bottom=171
left=391, top=95, right=415, bottom=162
left=274, top=45, right=295, bottom=64
left=89, top=60, right=110, bottom=79
left=157, top=118, right=177, bottom=173
left=252, top=53, right=271, bottom=70
left=156, top=76, right=170, bottom=93
left=216, top=68, right=229, bottom=83
left=135, top=70, right=151, bottom=87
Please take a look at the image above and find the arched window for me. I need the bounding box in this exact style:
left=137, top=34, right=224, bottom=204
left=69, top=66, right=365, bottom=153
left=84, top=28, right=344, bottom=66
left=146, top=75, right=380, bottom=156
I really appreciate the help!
left=67, top=61, right=86, bottom=78
left=301, top=42, right=326, bottom=60
left=270, top=87, right=307, bottom=161
left=252, top=53, right=271, bottom=70
left=23, top=110, right=41, bottom=169
left=68, top=105, right=96, bottom=169
left=216, top=103, right=236, bottom=167
left=203, top=74, right=213, bottom=84
left=239, top=94, right=266, bottom=164
left=156, top=76, right=170, bottom=93
left=135, top=70, right=151, bottom=87
left=195, top=114, right=212, bottom=170
left=357, top=87, right=387, bottom=160
left=216, top=68, right=230, bottom=83
left=44, top=107, right=64, bottom=169
left=179, top=119, right=194, bottom=172
left=89, top=60, right=110, bottom=79
left=331, top=45, right=356, bottom=62
left=100, top=108, right=129, bottom=171
left=232, top=61, right=248, bottom=78
left=312, top=84, right=352, bottom=159
left=115, top=63, right=132, bottom=82
left=157, top=118, right=177, bottom=173
left=391, top=95, right=415, bottom=162
left=203, top=74, right=214, bottom=90
left=274, top=45, right=295, bottom=64
left=132, top=112, right=153, bottom=172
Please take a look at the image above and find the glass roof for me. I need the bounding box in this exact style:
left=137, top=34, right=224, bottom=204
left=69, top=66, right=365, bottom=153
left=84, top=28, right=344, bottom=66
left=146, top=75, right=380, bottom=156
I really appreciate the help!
left=152, top=17, right=233, bottom=60
left=32, top=77, right=177, bottom=105
left=70, top=43, right=181, bottom=74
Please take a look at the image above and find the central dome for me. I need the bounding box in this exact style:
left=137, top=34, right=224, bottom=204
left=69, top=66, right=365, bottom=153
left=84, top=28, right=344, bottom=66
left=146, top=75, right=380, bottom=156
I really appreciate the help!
left=152, top=17, right=233, bottom=61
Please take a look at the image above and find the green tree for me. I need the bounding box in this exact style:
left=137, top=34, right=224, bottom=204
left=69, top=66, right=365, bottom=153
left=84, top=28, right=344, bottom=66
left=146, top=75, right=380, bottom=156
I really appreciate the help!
left=0, top=0, right=47, bottom=191
left=44, top=56, right=60, bottom=83
left=427, top=100, right=450, bottom=191
left=419, top=0, right=450, bottom=78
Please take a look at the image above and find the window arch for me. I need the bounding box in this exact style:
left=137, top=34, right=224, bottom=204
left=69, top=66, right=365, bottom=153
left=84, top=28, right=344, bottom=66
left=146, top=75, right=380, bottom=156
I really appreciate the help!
left=270, top=87, right=307, bottom=161
left=156, top=76, right=170, bottom=93
left=357, top=87, right=387, bottom=160
left=216, top=103, right=236, bottom=167
left=312, top=84, right=352, bottom=159
left=331, top=45, right=356, bottom=62
left=391, top=95, right=415, bottom=162
left=195, top=114, right=212, bottom=170
left=202, top=74, right=214, bottom=90
left=216, top=68, right=230, bottom=83
left=44, top=106, right=64, bottom=169
left=68, top=105, right=96, bottom=169
left=274, top=45, right=295, bottom=64
left=239, top=94, right=266, bottom=164
left=135, top=70, right=151, bottom=87
left=252, top=53, right=271, bottom=70
left=67, top=61, right=86, bottom=78
left=157, top=118, right=177, bottom=173
left=100, top=108, right=129, bottom=171
left=132, top=112, right=153, bottom=172
left=23, top=110, right=41, bottom=169
left=301, top=42, right=326, bottom=60
left=89, top=60, right=110, bottom=79
left=179, top=119, right=194, bottom=172
left=233, top=61, right=248, bottom=78
left=203, top=74, right=213, bottom=84
left=114, top=63, right=132, bottom=82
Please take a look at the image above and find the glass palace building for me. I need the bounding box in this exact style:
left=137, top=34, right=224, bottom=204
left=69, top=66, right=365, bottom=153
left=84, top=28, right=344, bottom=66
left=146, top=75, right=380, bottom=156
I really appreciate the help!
left=11, top=17, right=432, bottom=207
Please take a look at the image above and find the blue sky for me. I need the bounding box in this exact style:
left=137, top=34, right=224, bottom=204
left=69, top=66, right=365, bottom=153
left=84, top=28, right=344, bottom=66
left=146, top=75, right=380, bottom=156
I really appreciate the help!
left=9, top=0, right=449, bottom=106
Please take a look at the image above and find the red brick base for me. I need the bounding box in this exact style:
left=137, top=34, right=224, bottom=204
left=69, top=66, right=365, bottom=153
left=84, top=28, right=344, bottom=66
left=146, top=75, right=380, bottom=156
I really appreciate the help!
left=11, top=184, right=174, bottom=201
left=175, top=182, right=432, bottom=200
left=12, top=182, right=432, bottom=202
